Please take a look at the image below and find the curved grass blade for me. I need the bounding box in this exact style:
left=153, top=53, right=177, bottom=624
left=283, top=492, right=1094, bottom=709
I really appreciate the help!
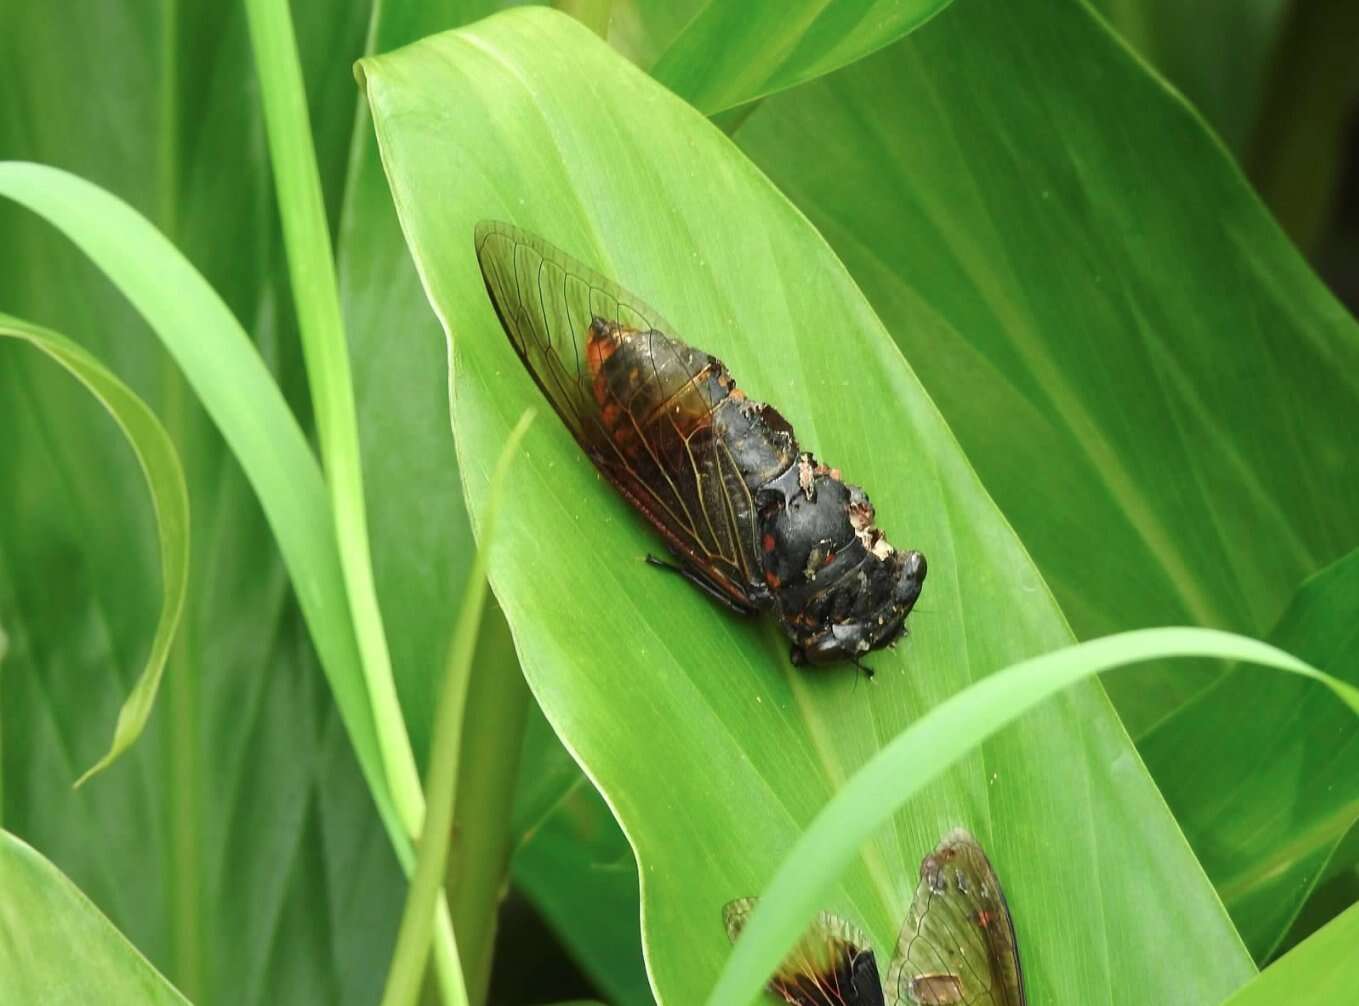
left=0, top=314, right=188, bottom=786
left=1144, top=546, right=1359, bottom=957
left=0, top=161, right=401, bottom=856
left=708, top=627, right=1359, bottom=1006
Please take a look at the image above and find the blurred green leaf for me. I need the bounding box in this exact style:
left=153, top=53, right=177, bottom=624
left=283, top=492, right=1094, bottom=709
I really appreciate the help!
left=360, top=9, right=1259, bottom=1003
left=1143, top=547, right=1359, bottom=958
left=1091, top=0, right=1359, bottom=257
left=0, top=5, right=403, bottom=1003
left=1277, top=840, right=1359, bottom=956
left=733, top=0, right=1359, bottom=737
left=1216, top=901, right=1359, bottom=1006
left=511, top=712, right=650, bottom=1006
left=1242, top=0, right=1359, bottom=253
left=1089, top=0, right=1287, bottom=151
left=649, top=0, right=954, bottom=113
left=0, top=161, right=406, bottom=855
left=0, top=830, right=189, bottom=1005
left=0, top=314, right=188, bottom=786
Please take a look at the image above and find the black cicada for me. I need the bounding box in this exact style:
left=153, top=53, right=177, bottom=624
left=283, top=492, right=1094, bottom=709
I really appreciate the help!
left=474, top=221, right=926, bottom=669
left=723, top=829, right=1026, bottom=1006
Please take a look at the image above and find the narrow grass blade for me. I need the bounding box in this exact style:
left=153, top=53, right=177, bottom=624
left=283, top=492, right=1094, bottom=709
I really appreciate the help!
left=243, top=0, right=424, bottom=836
left=0, top=314, right=188, bottom=786
left=709, top=627, right=1359, bottom=1006
left=382, top=410, right=535, bottom=1006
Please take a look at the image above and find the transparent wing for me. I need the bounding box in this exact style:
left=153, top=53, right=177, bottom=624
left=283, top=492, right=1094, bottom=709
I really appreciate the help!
left=475, top=221, right=762, bottom=606
left=885, top=830, right=1026, bottom=1006
left=474, top=220, right=672, bottom=443
left=723, top=898, right=885, bottom=1006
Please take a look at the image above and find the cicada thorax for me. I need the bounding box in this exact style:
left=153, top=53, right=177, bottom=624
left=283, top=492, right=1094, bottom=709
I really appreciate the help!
left=753, top=462, right=921, bottom=664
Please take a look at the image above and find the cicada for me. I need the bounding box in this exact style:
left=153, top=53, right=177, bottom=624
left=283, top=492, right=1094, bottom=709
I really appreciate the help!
left=474, top=221, right=926, bottom=669
left=723, top=829, right=1026, bottom=1006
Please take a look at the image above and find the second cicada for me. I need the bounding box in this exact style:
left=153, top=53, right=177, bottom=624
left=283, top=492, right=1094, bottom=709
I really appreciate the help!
left=474, top=221, right=926, bottom=670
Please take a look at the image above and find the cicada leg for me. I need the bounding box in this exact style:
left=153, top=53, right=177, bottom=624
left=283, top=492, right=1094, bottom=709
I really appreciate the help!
left=644, top=554, right=759, bottom=616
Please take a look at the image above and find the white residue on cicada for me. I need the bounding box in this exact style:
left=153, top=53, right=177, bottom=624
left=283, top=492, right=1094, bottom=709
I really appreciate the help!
left=849, top=498, right=895, bottom=560
left=797, top=453, right=817, bottom=501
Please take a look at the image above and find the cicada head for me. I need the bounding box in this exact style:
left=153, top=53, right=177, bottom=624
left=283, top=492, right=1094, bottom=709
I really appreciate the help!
left=792, top=549, right=927, bottom=667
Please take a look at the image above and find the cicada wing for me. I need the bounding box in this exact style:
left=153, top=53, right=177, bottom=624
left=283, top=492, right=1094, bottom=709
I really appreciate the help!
left=885, top=830, right=1026, bottom=1006
left=474, top=220, right=673, bottom=443
left=475, top=221, right=762, bottom=607
left=723, top=898, right=886, bottom=1006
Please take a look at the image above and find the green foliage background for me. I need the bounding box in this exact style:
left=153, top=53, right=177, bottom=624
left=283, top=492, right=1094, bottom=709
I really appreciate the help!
left=0, top=0, right=1356, bottom=1003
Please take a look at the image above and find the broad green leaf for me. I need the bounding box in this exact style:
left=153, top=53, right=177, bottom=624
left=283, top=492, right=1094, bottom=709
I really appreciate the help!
left=340, top=3, right=924, bottom=994
left=0, top=314, right=188, bottom=785
left=732, top=0, right=1359, bottom=737
left=361, top=9, right=1256, bottom=1003
left=1217, top=901, right=1359, bottom=1006
left=1143, top=546, right=1359, bottom=957
left=0, top=3, right=402, bottom=1003
left=0, top=830, right=189, bottom=1005
left=648, top=0, right=954, bottom=114
left=710, top=626, right=1357, bottom=1004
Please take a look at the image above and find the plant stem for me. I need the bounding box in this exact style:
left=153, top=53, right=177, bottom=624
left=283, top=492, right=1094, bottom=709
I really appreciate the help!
left=447, top=599, right=530, bottom=1006
left=241, top=0, right=461, bottom=998
left=381, top=413, right=533, bottom=1006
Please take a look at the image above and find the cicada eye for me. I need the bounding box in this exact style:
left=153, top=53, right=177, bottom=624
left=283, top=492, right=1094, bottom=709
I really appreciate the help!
left=894, top=550, right=927, bottom=606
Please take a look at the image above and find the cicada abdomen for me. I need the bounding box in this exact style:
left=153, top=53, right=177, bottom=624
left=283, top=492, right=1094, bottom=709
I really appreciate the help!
left=474, top=221, right=926, bottom=668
